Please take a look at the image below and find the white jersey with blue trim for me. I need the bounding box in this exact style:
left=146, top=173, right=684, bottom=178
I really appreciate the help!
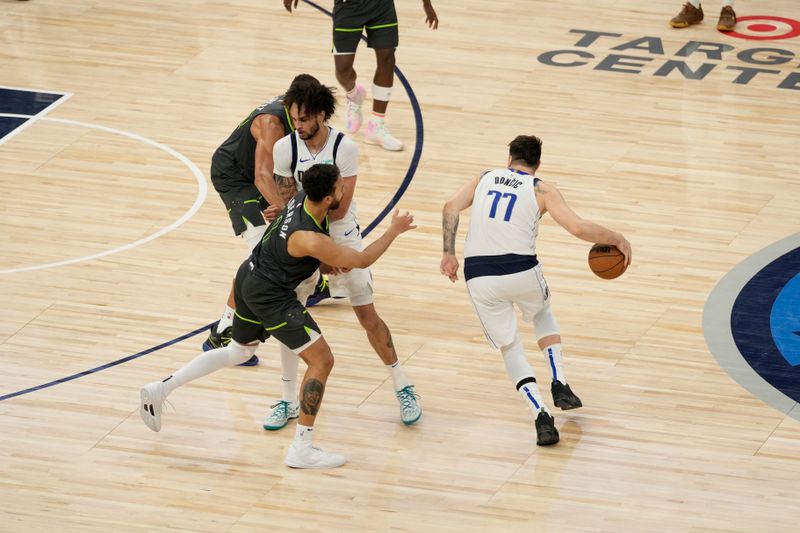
left=464, top=168, right=541, bottom=259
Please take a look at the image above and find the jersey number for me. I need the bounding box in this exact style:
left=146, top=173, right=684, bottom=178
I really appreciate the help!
left=487, top=190, right=517, bottom=221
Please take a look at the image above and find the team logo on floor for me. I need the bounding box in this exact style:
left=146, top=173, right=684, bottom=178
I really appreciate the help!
left=727, top=16, right=800, bottom=40
left=704, top=236, right=800, bottom=419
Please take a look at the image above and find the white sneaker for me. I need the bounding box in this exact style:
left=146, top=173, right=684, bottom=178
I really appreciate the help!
left=140, top=380, right=166, bottom=432
left=345, top=84, right=366, bottom=133
left=395, top=385, right=421, bottom=425
left=263, top=400, right=300, bottom=431
left=284, top=442, right=346, bottom=469
left=364, top=120, right=404, bottom=151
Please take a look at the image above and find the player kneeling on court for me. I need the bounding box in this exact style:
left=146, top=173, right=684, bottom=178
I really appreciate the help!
left=440, top=135, right=632, bottom=446
left=140, top=164, right=416, bottom=469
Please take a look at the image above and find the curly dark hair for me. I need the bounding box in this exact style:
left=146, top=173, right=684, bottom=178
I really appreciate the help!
left=508, top=135, right=543, bottom=167
left=301, top=164, right=340, bottom=202
left=284, top=74, right=336, bottom=121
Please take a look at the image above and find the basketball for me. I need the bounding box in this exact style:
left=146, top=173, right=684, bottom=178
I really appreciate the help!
left=588, top=244, right=627, bottom=279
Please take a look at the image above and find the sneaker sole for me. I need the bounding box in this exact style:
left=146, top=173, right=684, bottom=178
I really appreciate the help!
left=363, top=137, right=404, bottom=151
left=263, top=414, right=298, bottom=431
left=717, top=24, right=735, bottom=31
left=402, top=411, right=422, bottom=426
left=237, top=355, right=259, bottom=367
left=139, top=387, right=161, bottom=432
left=285, top=458, right=346, bottom=469
left=669, top=21, right=690, bottom=28
left=553, top=399, right=583, bottom=410
left=537, top=432, right=560, bottom=446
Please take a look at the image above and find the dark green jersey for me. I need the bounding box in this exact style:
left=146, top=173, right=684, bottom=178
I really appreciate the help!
left=251, top=192, right=329, bottom=291
left=210, top=95, right=294, bottom=189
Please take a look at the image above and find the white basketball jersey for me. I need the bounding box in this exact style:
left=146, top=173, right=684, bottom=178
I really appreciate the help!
left=273, top=126, right=359, bottom=226
left=464, top=168, right=541, bottom=259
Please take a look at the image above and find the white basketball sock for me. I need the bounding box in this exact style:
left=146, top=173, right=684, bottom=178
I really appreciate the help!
left=542, top=343, right=566, bottom=384
left=294, top=423, right=314, bottom=446
left=280, top=343, right=300, bottom=402
left=722, top=0, right=734, bottom=7
left=163, top=343, right=254, bottom=396
left=501, top=335, right=548, bottom=414
left=387, top=360, right=411, bottom=391
left=216, top=305, right=234, bottom=332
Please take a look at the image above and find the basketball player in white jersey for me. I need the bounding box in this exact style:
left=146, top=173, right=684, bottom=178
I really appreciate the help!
left=440, top=135, right=632, bottom=445
left=261, top=75, right=422, bottom=430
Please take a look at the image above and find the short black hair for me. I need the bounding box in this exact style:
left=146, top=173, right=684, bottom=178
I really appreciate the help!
left=508, top=135, right=543, bottom=167
left=284, top=74, right=336, bottom=121
left=301, top=164, right=340, bottom=202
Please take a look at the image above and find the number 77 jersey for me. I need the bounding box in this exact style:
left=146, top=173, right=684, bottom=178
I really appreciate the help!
left=464, top=168, right=542, bottom=261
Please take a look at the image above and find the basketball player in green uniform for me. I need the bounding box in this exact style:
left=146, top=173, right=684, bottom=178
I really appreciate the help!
left=284, top=0, right=438, bottom=151
left=204, top=74, right=331, bottom=364
left=140, top=164, right=417, bottom=468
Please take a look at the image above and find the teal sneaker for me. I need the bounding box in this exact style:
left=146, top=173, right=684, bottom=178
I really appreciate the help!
left=395, top=385, right=422, bottom=425
left=263, top=400, right=300, bottom=430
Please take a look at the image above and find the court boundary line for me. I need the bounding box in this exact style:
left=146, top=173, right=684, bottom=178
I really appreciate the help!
left=0, top=87, right=72, bottom=146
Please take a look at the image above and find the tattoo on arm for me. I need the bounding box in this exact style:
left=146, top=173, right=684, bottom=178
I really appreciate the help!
left=442, top=212, right=460, bottom=254
left=300, top=378, right=324, bottom=416
left=274, top=174, right=298, bottom=205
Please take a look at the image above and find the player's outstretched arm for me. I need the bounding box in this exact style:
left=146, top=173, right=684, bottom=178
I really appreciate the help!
left=283, top=0, right=299, bottom=13
left=290, top=209, right=416, bottom=269
left=440, top=175, right=480, bottom=282
left=537, top=180, right=632, bottom=266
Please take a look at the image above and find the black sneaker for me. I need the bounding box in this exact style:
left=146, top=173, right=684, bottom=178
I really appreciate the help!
left=306, top=275, right=332, bottom=307
left=551, top=380, right=582, bottom=410
left=535, top=410, right=559, bottom=446
left=202, top=325, right=259, bottom=367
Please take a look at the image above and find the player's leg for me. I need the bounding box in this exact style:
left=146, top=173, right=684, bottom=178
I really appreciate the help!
left=264, top=274, right=317, bottom=431
left=352, top=302, right=421, bottom=425
left=333, top=0, right=367, bottom=134
left=467, top=273, right=559, bottom=445
left=265, top=301, right=344, bottom=469
left=140, top=261, right=264, bottom=432
left=520, top=266, right=582, bottom=411
left=363, top=1, right=403, bottom=151
left=329, top=221, right=422, bottom=424
left=202, top=186, right=267, bottom=366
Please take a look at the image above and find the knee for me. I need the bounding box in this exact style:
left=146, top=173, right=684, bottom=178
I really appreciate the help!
left=375, top=50, right=395, bottom=70
left=316, top=350, right=335, bottom=374
left=356, top=311, right=382, bottom=333
left=228, top=341, right=257, bottom=365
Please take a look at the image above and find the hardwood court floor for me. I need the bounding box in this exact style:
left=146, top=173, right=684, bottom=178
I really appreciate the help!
left=2, top=0, right=799, bottom=531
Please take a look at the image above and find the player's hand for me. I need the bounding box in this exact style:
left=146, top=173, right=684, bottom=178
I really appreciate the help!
left=320, top=262, right=351, bottom=276
left=616, top=235, right=632, bottom=267
left=440, top=254, right=459, bottom=282
left=283, top=0, right=299, bottom=13
left=389, top=208, right=416, bottom=235
left=422, top=1, right=438, bottom=29
left=263, top=205, right=282, bottom=222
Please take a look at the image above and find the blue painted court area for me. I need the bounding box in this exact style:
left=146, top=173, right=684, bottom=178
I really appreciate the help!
left=0, top=0, right=424, bottom=402
left=732, top=246, right=800, bottom=402
left=0, top=87, right=69, bottom=140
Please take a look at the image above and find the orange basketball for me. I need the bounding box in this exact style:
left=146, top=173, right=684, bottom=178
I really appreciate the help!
left=588, top=244, right=627, bottom=279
